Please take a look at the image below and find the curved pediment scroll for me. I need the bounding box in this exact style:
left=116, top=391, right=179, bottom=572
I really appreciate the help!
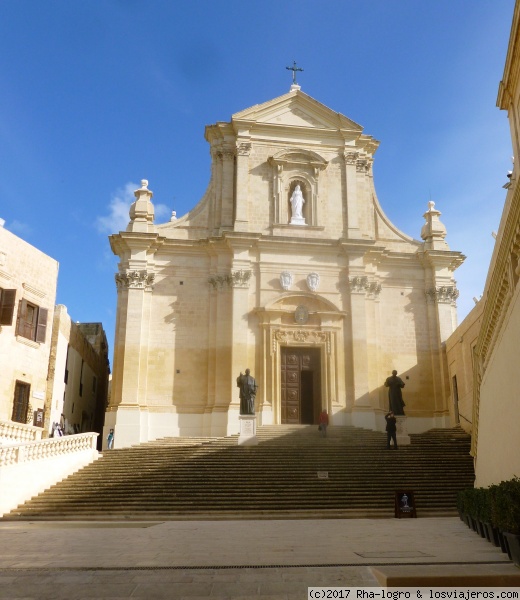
left=269, top=148, right=328, bottom=170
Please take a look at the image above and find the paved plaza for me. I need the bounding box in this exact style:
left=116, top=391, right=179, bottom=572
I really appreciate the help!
left=0, top=517, right=518, bottom=598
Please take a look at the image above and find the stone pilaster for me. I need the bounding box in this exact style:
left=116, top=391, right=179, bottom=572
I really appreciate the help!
left=348, top=274, right=370, bottom=406
left=234, top=142, right=251, bottom=231
left=344, top=151, right=360, bottom=237
left=220, top=148, right=235, bottom=230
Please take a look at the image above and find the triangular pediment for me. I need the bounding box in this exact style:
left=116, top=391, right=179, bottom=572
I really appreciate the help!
left=232, top=89, right=363, bottom=133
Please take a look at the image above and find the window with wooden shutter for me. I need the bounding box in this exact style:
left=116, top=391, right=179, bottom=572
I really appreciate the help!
left=16, top=298, right=46, bottom=342
left=0, top=288, right=16, bottom=325
left=35, top=307, right=48, bottom=343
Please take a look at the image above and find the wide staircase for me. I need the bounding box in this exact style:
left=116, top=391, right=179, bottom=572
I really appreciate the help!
left=2, top=425, right=474, bottom=520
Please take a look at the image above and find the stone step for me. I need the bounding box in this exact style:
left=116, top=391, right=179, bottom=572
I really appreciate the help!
left=3, top=425, right=474, bottom=520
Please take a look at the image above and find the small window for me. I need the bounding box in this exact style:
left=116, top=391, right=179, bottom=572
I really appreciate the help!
left=0, top=288, right=16, bottom=325
left=16, top=299, right=48, bottom=343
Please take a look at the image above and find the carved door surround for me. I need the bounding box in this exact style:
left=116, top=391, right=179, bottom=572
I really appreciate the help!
left=268, top=149, right=328, bottom=227
left=255, top=293, right=346, bottom=425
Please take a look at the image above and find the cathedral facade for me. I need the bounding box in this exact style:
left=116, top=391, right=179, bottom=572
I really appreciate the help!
left=106, top=87, right=464, bottom=448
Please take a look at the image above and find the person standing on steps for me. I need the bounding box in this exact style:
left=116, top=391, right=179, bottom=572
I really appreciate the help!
left=107, top=428, right=114, bottom=450
left=385, top=411, right=398, bottom=449
left=318, top=409, right=329, bottom=438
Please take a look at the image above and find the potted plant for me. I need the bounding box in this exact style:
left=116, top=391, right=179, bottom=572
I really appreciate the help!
left=473, top=487, right=489, bottom=539
left=490, top=478, right=520, bottom=564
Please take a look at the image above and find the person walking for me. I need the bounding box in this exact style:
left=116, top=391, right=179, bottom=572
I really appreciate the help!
left=385, top=411, right=398, bottom=449
left=107, top=428, right=114, bottom=450
left=318, top=409, right=329, bottom=438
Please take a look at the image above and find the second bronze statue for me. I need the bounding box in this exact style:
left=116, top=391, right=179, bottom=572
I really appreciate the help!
left=237, top=369, right=258, bottom=415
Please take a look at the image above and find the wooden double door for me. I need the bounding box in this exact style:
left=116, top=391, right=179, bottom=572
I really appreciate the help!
left=281, top=347, right=321, bottom=424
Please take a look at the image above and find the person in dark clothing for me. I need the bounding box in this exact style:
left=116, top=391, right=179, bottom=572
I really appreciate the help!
left=385, top=411, right=398, bottom=449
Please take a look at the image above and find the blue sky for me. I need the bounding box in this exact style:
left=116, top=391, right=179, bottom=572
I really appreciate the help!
left=0, top=1, right=515, bottom=362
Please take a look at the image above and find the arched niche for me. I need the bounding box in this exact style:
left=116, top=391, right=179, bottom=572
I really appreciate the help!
left=268, top=149, right=328, bottom=227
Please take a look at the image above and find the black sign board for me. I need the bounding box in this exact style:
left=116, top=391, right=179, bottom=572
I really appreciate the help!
left=395, top=490, right=417, bottom=518
left=33, top=408, right=44, bottom=428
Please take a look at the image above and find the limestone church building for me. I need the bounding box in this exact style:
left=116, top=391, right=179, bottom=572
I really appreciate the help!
left=106, top=85, right=464, bottom=448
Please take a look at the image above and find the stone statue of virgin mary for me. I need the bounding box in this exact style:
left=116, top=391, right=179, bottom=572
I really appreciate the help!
left=289, top=184, right=306, bottom=225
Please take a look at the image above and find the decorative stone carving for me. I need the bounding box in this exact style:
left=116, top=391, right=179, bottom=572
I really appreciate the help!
left=237, top=143, right=251, bottom=156
left=115, top=270, right=155, bottom=290
left=306, top=272, right=320, bottom=292
left=294, top=305, right=309, bottom=324
left=221, top=150, right=235, bottom=160
left=280, top=271, right=293, bottom=291
left=271, top=329, right=332, bottom=353
left=294, top=330, right=309, bottom=342
left=208, top=270, right=252, bottom=290
left=425, top=285, right=459, bottom=304
left=344, top=151, right=359, bottom=165
left=230, top=270, right=252, bottom=288
left=366, top=281, right=382, bottom=297
left=356, top=158, right=369, bottom=173
left=349, top=276, right=368, bottom=292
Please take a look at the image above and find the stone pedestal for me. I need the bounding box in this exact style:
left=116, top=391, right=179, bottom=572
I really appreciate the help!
left=289, top=216, right=306, bottom=226
left=238, top=414, right=258, bottom=446
left=396, top=416, right=411, bottom=446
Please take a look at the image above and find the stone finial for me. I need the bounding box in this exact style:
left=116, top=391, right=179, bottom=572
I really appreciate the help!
left=127, top=179, right=156, bottom=233
left=421, top=201, right=449, bottom=250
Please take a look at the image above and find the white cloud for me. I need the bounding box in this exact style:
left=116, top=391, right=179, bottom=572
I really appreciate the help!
left=96, top=182, right=137, bottom=234
left=7, top=220, right=32, bottom=236
left=96, top=183, right=171, bottom=234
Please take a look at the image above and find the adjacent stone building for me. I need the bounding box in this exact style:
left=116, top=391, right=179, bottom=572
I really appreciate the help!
left=470, top=0, right=520, bottom=487
left=445, top=301, right=483, bottom=435
left=0, top=221, right=58, bottom=426
left=0, top=222, right=110, bottom=444
left=107, top=85, right=464, bottom=448
left=46, top=305, right=110, bottom=445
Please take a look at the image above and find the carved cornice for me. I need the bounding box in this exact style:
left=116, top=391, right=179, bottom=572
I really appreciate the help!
left=22, top=282, right=46, bottom=299
left=208, top=269, right=252, bottom=290
left=425, top=285, right=459, bottom=304
left=115, top=270, right=155, bottom=290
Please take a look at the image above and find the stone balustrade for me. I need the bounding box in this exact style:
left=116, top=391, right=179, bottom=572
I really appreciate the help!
left=0, top=432, right=100, bottom=516
left=0, top=419, right=43, bottom=444
left=0, top=433, right=98, bottom=467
